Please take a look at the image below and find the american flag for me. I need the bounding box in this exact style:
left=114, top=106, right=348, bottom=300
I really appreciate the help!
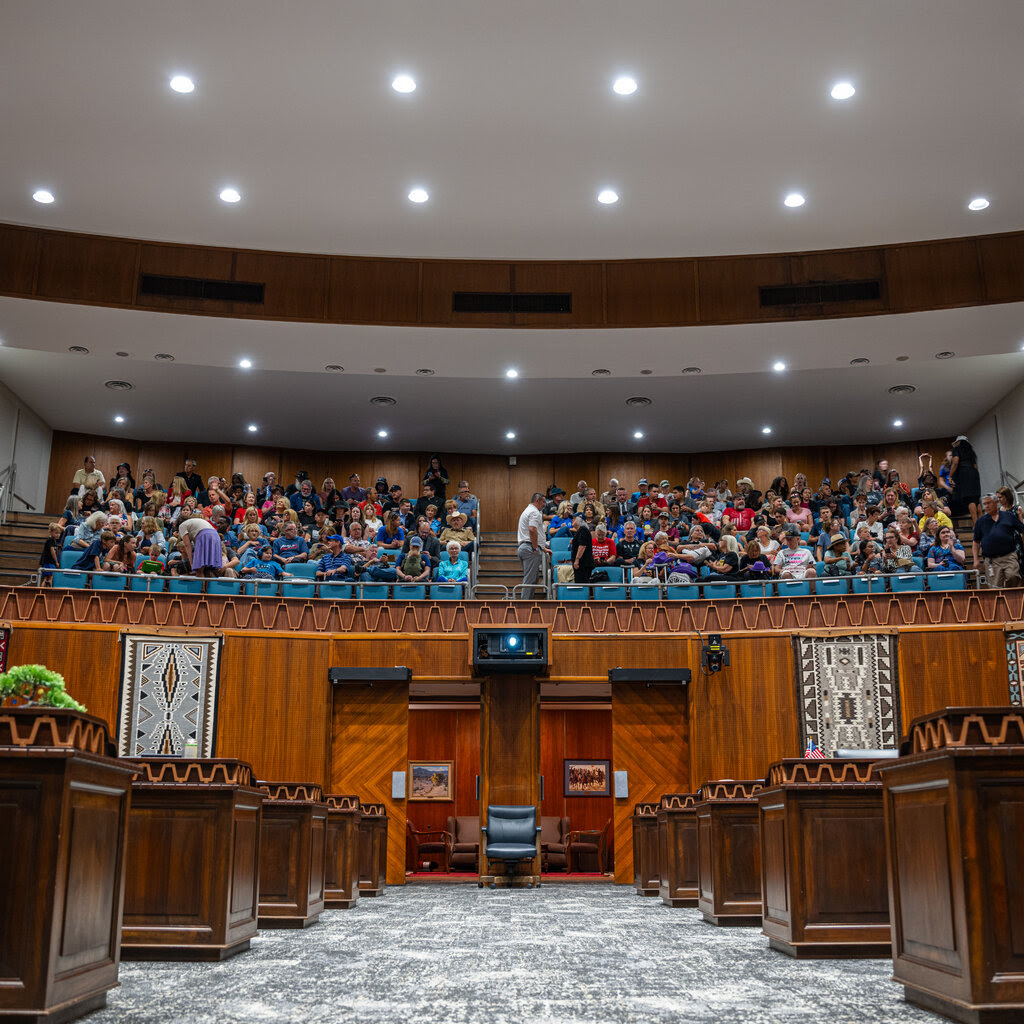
left=804, top=739, right=826, bottom=759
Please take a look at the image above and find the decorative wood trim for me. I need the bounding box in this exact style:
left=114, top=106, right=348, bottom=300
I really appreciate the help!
left=0, top=707, right=111, bottom=755
left=129, top=757, right=255, bottom=787
left=698, top=780, right=763, bottom=801
left=764, top=758, right=882, bottom=788
left=660, top=793, right=698, bottom=809
left=258, top=781, right=324, bottom=802
left=908, top=707, right=1024, bottom=754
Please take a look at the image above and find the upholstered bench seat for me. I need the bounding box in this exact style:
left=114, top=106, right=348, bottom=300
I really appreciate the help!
left=485, top=842, right=537, bottom=858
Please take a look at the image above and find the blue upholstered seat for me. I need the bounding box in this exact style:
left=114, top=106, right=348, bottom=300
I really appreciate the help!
left=929, top=572, right=966, bottom=591
left=206, top=578, right=242, bottom=596
left=702, top=583, right=737, bottom=599
left=430, top=584, right=464, bottom=600
left=557, top=585, right=589, bottom=600
left=482, top=805, right=540, bottom=872
left=890, top=574, right=924, bottom=593
left=777, top=580, right=812, bottom=598
left=90, top=572, right=126, bottom=591
left=740, top=581, right=773, bottom=599
left=814, top=577, right=850, bottom=596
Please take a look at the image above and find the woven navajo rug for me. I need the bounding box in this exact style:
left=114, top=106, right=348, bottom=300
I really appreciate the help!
left=117, top=635, right=222, bottom=757
left=1004, top=629, right=1024, bottom=706
left=794, top=634, right=900, bottom=757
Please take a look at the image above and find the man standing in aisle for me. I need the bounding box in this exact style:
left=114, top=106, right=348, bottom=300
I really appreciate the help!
left=973, top=493, right=1024, bottom=587
left=518, top=492, right=549, bottom=597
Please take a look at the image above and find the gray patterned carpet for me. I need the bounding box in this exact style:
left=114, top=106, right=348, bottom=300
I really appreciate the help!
left=93, top=885, right=938, bottom=1024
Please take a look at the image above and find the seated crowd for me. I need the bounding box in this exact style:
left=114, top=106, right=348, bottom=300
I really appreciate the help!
left=543, top=455, right=1020, bottom=589
left=43, top=453, right=479, bottom=589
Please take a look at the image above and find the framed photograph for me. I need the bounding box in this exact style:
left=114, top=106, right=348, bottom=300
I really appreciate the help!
left=564, top=759, right=611, bottom=797
left=408, top=761, right=454, bottom=801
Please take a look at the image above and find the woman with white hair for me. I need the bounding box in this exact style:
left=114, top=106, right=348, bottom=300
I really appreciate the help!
left=435, top=540, right=469, bottom=583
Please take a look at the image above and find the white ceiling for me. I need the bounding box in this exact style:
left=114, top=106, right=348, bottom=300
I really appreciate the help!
left=1, top=0, right=1021, bottom=260
left=0, top=1, right=1022, bottom=452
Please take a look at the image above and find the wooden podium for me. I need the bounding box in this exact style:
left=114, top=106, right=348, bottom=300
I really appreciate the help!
left=696, top=780, right=763, bottom=926
left=658, top=793, right=699, bottom=908
left=758, top=759, right=890, bottom=958
left=631, top=802, right=660, bottom=896
left=879, top=707, right=1024, bottom=1023
left=358, top=802, right=388, bottom=897
left=325, top=794, right=362, bottom=908
left=121, top=758, right=263, bottom=960
left=0, top=708, right=137, bottom=1024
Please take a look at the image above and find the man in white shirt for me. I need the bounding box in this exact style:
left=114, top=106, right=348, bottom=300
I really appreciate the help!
left=773, top=528, right=817, bottom=579
left=568, top=480, right=588, bottom=511
left=517, top=493, right=549, bottom=596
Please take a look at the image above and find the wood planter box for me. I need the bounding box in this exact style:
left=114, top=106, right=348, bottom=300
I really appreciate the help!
left=324, top=795, right=362, bottom=909
left=879, top=707, right=1024, bottom=1024
left=696, top=780, right=763, bottom=926
left=658, top=793, right=699, bottom=908
left=256, top=782, right=327, bottom=928
left=121, top=759, right=263, bottom=961
left=631, top=802, right=660, bottom=896
left=758, top=759, right=890, bottom=958
left=0, top=707, right=137, bottom=1024
left=358, top=803, right=388, bottom=896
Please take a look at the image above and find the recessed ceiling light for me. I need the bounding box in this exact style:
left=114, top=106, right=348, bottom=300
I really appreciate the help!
left=640, top=369, right=653, bottom=375
left=761, top=426, right=773, bottom=435
left=505, top=368, right=519, bottom=379
left=772, top=360, right=787, bottom=372
left=114, top=415, right=125, bottom=424
left=377, top=429, right=389, bottom=439
left=612, top=76, right=637, bottom=95
left=830, top=81, right=856, bottom=100
left=783, top=193, right=805, bottom=208
left=392, top=74, right=416, bottom=94
left=893, top=419, right=904, bottom=428
left=247, top=424, right=258, bottom=433
left=968, top=197, right=990, bottom=211
left=219, top=187, right=241, bottom=204
left=169, top=75, right=195, bottom=94
left=895, top=355, right=909, bottom=362
left=408, top=188, right=429, bottom=204
left=115, top=351, right=129, bottom=357
left=373, top=367, right=387, bottom=374
left=633, top=430, right=644, bottom=440
left=597, top=189, right=619, bottom=205
left=238, top=358, right=252, bottom=369
left=505, top=431, right=517, bottom=441
left=32, top=189, right=55, bottom=204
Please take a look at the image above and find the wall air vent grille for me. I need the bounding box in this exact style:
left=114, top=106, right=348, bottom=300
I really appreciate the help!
left=452, top=292, right=572, bottom=314
left=139, top=274, right=265, bottom=305
left=759, top=279, right=881, bottom=307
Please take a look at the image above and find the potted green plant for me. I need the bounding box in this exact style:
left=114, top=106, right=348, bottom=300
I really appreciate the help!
left=0, top=663, right=87, bottom=711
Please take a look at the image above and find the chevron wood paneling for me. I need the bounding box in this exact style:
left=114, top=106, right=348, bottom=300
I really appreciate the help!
left=611, top=679, right=690, bottom=884
left=329, top=673, right=409, bottom=885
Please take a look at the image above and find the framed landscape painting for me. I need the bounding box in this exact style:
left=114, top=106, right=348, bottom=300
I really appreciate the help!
left=408, top=761, right=454, bottom=801
left=564, top=759, right=611, bottom=797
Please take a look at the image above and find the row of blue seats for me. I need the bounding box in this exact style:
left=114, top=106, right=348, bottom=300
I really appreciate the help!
left=555, top=572, right=969, bottom=600
left=553, top=558, right=941, bottom=582
left=45, top=572, right=467, bottom=600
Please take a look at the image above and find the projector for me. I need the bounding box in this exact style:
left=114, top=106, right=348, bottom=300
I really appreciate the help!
left=472, top=627, right=548, bottom=673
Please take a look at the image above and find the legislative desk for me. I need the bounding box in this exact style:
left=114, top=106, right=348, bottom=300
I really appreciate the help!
left=631, top=802, right=660, bottom=896
left=358, top=802, right=389, bottom=897
left=657, top=793, right=699, bottom=908
left=879, top=707, right=1024, bottom=1024
left=121, top=758, right=263, bottom=961
left=256, top=781, right=328, bottom=928
left=696, top=780, right=763, bottom=926
left=0, top=707, right=136, bottom=1024
left=758, top=759, right=890, bottom=958
left=324, top=794, right=362, bottom=909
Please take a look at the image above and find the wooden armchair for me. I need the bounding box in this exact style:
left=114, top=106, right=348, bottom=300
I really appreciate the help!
left=406, top=819, right=451, bottom=873
left=566, top=818, right=613, bottom=874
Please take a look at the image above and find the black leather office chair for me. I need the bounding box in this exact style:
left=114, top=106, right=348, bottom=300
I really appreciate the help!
left=481, top=805, right=541, bottom=885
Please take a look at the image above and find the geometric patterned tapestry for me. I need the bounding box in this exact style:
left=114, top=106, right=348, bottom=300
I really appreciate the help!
left=794, top=634, right=900, bottom=758
left=1004, top=629, right=1024, bottom=706
left=117, top=635, right=222, bottom=757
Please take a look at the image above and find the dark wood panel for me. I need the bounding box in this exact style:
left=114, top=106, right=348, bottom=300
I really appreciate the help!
left=138, top=244, right=236, bottom=314
left=420, top=261, right=512, bottom=326
left=233, top=252, right=328, bottom=320
left=327, top=258, right=420, bottom=324
left=886, top=239, right=983, bottom=311
left=0, top=223, right=40, bottom=294
left=512, top=262, right=604, bottom=327
left=697, top=256, right=790, bottom=323
left=979, top=233, right=1024, bottom=303
left=604, top=260, right=697, bottom=326
left=35, top=232, right=137, bottom=304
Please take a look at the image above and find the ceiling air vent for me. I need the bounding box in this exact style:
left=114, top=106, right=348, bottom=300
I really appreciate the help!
left=324, top=364, right=344, bottom=372
left=139, top=273, right=265, bottom=305
left=452, top=292, right=572, bottom=314
left=154, top=353, right=175, bottom=361
left=850, top=357, right=870, bottom=365
left=887, top=384, right=916, bottom=395
left=759, top=279, right=881, bottom=308
left=104, top=380, right=133, bottom=391
left=681, top=366, right=702, bottom=374
left=591, top=368, right=611, bottom=376
left=370, top=396, right=397, bottom=406
left=68, top=346, right=89, bottom=354
left=625, top=396, right=652, bottom=407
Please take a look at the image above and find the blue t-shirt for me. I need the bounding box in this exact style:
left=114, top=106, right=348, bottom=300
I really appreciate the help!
left=927, top=542, right=964, bottom=569
left=289, top=491, right=321, bottom=513
left=273, top=536, right=309, bottom=559
left=248, top=558, right=284, bottom=578
left=376, top=524, right=405, bottom=545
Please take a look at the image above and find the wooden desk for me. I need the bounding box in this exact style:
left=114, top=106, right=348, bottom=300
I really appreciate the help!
left=658, top=793, right=699, bottom=908
left=358, top=802, right=388, bottom=897
left=256, top=782, right=327, bottom=928
left=0, top=707, right=136, bottom=1024
left=696, top=780, right=763, bottom=926
left=324, top=794, right=362, bottom=909
left=121, top=758, right=262, bottom=960
left=879, top=707, right=1024, bottom=1023
left=759, top=759, right=890, bottom=958
left=631, top=802, right=660, bottom=896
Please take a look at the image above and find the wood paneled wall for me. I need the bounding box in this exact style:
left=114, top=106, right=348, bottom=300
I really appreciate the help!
left=540, top=708, right=614, bottom=836
left=3, top=222, right=1023, bottom=328
left=407, top=707, right=480, bottom=835
left=46, top=428, right=950, bottom=533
